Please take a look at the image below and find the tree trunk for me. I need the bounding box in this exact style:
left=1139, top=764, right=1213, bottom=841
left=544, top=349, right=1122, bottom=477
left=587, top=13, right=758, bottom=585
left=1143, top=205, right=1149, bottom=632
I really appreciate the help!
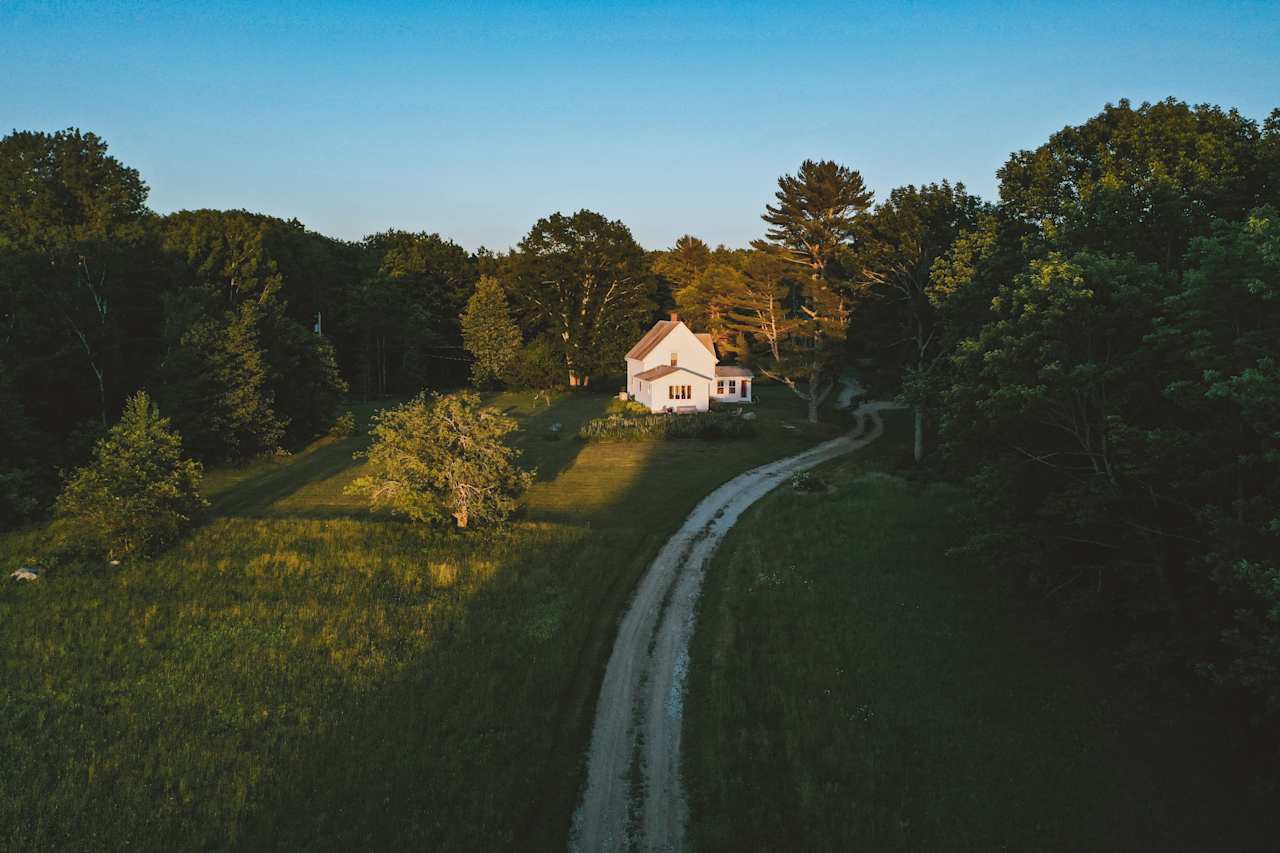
left=568, top=370, right=579, bottom=387
left=453, top=508, right=469, bottom=528
left=808, top=393, right=819, bottom=424
left=914, top=405, right=925, bottom=463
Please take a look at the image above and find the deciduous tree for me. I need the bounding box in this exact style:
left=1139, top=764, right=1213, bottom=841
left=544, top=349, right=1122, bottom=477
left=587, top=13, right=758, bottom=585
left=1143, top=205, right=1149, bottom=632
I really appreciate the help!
left=506, top=210, right=654, bottom=387
left=346, top=392, right=533, bottom=529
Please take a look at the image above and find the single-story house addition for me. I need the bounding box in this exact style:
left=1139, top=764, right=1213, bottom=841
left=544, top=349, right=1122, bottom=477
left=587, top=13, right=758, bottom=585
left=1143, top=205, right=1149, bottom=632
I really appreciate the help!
left=625, top=313, right=754, bottom=413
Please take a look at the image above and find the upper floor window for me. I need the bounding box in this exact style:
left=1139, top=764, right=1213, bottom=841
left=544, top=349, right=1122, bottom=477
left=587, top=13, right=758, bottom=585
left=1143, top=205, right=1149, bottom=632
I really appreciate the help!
left=670, top=352, right=678, bottom=366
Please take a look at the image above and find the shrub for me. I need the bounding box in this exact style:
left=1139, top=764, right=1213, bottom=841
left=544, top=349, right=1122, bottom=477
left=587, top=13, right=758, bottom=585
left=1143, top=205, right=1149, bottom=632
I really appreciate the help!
left=605, top=398, right=652, bottom=417
left=55, top=391, right=207, bottom=560
left=345, top=391, right=534, bottom=529
left=579, top=411, right=755, bottom=442
left=329, top=410, right=357, bottom=439
left=790, top=471, right=829, bottom=493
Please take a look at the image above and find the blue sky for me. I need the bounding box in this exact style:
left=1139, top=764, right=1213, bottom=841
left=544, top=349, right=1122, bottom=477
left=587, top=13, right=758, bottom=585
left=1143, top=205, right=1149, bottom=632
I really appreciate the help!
left=4, top=1, right=1278, bottom=250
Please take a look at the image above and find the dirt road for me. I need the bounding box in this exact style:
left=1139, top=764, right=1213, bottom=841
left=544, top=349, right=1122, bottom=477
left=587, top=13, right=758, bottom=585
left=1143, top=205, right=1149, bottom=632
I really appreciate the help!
left=570, top=399, right=895, bottom=852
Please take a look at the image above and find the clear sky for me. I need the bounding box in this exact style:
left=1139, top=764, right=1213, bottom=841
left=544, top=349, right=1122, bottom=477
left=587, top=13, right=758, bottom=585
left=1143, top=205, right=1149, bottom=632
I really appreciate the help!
left=4, top=1, right=1278, bottom=251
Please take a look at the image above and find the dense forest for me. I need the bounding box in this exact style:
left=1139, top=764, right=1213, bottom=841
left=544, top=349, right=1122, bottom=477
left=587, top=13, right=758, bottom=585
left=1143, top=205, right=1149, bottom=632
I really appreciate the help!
left=3, top=97, right=1280, bottom=733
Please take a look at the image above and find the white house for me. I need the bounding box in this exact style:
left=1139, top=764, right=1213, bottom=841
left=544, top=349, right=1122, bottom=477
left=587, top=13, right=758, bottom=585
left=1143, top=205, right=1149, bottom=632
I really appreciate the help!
left=625, top=313, right=754, bottom=413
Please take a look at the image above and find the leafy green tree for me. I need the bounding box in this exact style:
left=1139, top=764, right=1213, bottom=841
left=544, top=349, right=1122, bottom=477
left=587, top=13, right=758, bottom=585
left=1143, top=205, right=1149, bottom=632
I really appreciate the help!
left=461, top=276, right=522, bottom=386
left=1149, top=209, right=1280, bottom=712
left=924, top=101, right=1280, bottom=722
left=505, top=210, right=654, bottom=387
left=161, top=209, right=286, bottom=305
left=0, top=128, right=158, bottom=428
left=343, top=230, right=478, bottom=397
left=155, top=295, right=285, bottom=460
left=55, top=391, right=205, bottom=559
left=261, top=302, right=348, bottom=445
left=346, top=392, right=533, bottom=529
left=852, top=181, right=985, bottom=459
left=501, top=337, right=564, bottom=390
left=159, top=210, right=348, bottom=451
left=739, top=160, right=874, bottom=421
left=999, top=98, right=1274, bottom=269
left=674, top=263, right=742, bottom=350
left=652, top=235, right=713, bottom=293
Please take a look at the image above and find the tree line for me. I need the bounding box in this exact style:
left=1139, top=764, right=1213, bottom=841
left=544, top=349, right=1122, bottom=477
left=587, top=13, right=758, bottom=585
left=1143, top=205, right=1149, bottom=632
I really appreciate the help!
left=0, top=131, right=859, bottom=529
left=5, top=99, right=1280, bottom=726
left=620, top=99, right=1280, bottom=726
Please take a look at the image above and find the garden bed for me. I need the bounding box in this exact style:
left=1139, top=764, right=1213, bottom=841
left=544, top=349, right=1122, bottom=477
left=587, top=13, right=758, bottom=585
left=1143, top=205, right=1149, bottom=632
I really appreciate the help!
left=578, top=410, right=755, bottom=441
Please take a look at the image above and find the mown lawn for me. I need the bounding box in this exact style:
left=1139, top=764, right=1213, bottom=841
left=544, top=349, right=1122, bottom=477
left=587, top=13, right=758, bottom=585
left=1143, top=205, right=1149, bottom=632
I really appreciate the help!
left=684, top=409, right=1279, bottom=852
left=0, top=384, right=841, bottom=851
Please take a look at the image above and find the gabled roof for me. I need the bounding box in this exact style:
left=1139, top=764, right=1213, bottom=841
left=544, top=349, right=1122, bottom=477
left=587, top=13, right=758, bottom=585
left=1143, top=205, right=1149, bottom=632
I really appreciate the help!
left=635, top=364, right=719, bottom=382
left=714, top=365, right=753, bottom=378
left=626, top=320, right=717, bottom=360
left=634, top=364, right=682, bottom=381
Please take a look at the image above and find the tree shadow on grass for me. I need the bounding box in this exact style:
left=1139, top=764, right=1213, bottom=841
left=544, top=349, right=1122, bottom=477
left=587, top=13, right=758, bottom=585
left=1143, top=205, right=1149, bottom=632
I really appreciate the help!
left=208, top=437, right=368, bottom=519
left=184, top=392, right=824, bottom=850
left=223, top=405, right=844, bottom=850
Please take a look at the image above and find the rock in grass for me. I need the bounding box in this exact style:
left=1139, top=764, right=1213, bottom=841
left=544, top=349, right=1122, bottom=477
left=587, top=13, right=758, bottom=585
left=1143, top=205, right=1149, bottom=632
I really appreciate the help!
left=10, top=567, right=40, bottom=582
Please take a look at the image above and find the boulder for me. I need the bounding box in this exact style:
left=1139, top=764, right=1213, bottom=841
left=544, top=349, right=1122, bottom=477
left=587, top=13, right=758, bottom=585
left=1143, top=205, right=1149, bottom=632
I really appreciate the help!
left=10, top=567, right=40, bottom=582
left=741, top=411, right=757, bottom=421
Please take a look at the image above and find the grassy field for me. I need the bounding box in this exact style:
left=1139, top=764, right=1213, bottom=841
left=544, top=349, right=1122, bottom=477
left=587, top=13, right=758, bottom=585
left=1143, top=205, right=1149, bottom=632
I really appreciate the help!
left=684, top=409, right=1279, bottom=852
left=0, top=385, right=842, bottom=851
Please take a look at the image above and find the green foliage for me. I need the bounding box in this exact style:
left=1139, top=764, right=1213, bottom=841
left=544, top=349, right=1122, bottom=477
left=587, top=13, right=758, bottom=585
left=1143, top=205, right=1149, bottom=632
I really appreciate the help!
left=501, top=336, right=564, bottom=389
left=0, top=127, right=161, bottom=436
left=262, top=304, right=348, bottom=445
left=998, top=97, right=1273, bottom=267
left=54, top=391, right=205, bottom=559
left=505, top=210, right=655, bottom=387
left=925, top=101, right=1280, bottom=724
left=343, top=230, right=478, bottom=397
left=346, top=392, right=533, bottom=528
left=579, top=411, right=754, bottom=441
left=156, top=297, right=286, bottom=461
left=604, top=398, right=651, bottom=416
left=461, top=275, right=522, bottom=386
left=329, top=410, right=357, bottom=439
left=651, top=234, right=713, bottom=292
left=742, top=160, right=875, bottom=421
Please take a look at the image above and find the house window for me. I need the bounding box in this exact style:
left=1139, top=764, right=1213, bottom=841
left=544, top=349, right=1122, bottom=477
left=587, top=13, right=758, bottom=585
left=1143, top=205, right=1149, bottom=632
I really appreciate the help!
left=668, top=384, right=692, bottom=400
left=728, top=380, right=737, bottom=394
left=716, top=380, right=725, bottom=394
left=670, top=352, right=678, bottom=366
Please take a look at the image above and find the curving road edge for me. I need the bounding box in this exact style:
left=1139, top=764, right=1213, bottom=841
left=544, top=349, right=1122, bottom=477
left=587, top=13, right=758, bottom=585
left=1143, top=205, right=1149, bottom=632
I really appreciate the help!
left=570, top=395, right=898, bottom=852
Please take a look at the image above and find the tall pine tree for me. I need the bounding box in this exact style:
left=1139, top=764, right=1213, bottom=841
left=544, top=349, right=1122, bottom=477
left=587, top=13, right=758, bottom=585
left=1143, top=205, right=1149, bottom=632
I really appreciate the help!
left=461, top=276, right=521, bottom=387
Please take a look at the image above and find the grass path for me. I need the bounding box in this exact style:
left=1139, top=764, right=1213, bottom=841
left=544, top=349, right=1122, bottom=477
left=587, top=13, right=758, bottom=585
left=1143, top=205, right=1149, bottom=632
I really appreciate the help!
left=683, top=410, right=1278, bottom=852
left=0, top=385, right=842, bottom=851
